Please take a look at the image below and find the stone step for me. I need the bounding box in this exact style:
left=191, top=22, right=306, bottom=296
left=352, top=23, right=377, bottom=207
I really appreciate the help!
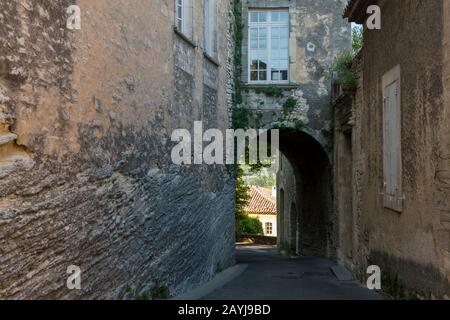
left=0, top=132, right=17, bottom=146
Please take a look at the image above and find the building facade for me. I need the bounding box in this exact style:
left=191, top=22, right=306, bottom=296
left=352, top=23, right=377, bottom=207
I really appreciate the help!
left=245, top=186, right=277, bottom=237
left=0, top=0, right=235, bottom=299
left=335, top=0, right=450, bottom=297
left=237, top=0, right=350, bottom=258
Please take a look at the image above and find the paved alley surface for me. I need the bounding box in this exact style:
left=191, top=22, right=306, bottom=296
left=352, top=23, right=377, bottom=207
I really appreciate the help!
left=204, top=245, right=383, bottom=300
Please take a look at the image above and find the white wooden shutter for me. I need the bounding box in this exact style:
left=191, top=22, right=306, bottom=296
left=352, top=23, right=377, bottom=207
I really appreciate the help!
left=383, top=66, right=403, bottom=212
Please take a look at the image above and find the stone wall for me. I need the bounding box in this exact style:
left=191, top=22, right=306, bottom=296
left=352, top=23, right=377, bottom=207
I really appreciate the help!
left=336, top=0, right=450, bottom=297
left=240, top=0, right=349, bottom=260
left=0, top=0, right=235, bottom=299
left=276, top=154, right=297, bottom=252
left=240, top=0, right=350, bottom=145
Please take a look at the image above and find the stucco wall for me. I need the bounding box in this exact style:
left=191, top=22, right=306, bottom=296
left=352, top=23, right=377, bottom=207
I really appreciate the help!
left=0, top=0, right=235, bottom=299
left=249, top=213, right=277, bottom=237
left=346, top=0, right=450, bottom=296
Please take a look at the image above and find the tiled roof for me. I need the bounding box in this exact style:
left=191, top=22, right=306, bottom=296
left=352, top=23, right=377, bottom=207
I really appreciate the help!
left=244, top=186, right=277, bottom=215
left=343, top=0, right=379, bottom=24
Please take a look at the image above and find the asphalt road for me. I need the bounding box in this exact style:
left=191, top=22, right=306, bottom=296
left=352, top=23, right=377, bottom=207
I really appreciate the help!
left=203, top=244, right=383, bottom=300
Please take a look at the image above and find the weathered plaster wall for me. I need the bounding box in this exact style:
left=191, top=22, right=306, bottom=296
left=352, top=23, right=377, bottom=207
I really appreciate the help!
left=333, top=90, right=354, bottom=270
left=0, top=0, right=235, bottom=299
left=437, top=0, right=450, bottom=293
left=240, top=0, right=350, bottom=146
left=344, top=0, right=450, bottom=296
left=277, top=154, right=297, bottom=251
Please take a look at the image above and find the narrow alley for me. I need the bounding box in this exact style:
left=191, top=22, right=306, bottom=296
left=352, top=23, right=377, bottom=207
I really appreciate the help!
left=204, top=245, right=382, bottom=300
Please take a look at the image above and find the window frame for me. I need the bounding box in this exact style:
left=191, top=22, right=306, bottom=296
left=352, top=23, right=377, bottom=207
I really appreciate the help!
left=265, top=222, right=273, bottom=235
left=204, top=0, right=211, bottom=53
left=204, top=0, right=218, bottom=58
left=247, top=9, right=290, bottom=85
left=175, top=0, right=184, bottom=33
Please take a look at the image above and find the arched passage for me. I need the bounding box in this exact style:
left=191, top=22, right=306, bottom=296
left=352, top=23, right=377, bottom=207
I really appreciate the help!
left=276, top=129, right=335, bottom=259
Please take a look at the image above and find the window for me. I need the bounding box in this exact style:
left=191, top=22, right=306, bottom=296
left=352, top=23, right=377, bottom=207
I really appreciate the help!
left=382, top=65, right=402, bottom=212
left=204, top=0, right=218, bottom=58
left=265, top=222, right=273, bottom=235
left=175, top=0, right=194, bottom=40
left=248, top=10, right=289, bottom=83
left=175, top=0, right=184, bottom=32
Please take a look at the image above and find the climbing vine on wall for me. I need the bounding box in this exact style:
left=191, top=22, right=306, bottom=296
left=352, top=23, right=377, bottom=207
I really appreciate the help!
left=232, top=0, right=243, bottom=109
left=330, top=26, right=364, bottom=91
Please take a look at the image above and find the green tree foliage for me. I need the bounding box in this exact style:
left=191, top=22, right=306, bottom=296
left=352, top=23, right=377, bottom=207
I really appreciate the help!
left=330, top=25, right=364, bottom=91
left=235, top=165, right=250, bottom=218
left=351, top=26, right=363, bottom=54
left=236, top=215, right=263, bottom=235
left=245, top=174, right=276, bottom=188
left=235, top=166, right=264, bottom=235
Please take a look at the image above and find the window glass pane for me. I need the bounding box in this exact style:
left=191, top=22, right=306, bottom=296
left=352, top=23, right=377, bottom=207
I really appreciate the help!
left=250, top=39, right=258, bottom=49
left=272, top=71, right=280, bottom=81
left=250, top=71, right=258, bottom=81
left=250, top=60, right=258, bottom=70
left=259, top=27, right=267, bottom=38
left=280, top=27, right=289, bottom=39
left=259, top=12, right=267, bottom=22
left=259, top=71, right=267, bottom=81
left=272, top=39, right=280, bottom=49
left=271, top=12, right=280, bottom=22
left=250, top=28, right=258, bottom=39
left=271, top=27, right=279, bottom=38
left=281, top=70, right=288, bottom=80
left=259, top=39, right=267, bottom=49
left=259, top=60, right=267, bottom=70
left=279, top=59, right=289, bottom=70
left=280, top=12, right=289, bottom=22
left=250, top=12, right=258, bottom=22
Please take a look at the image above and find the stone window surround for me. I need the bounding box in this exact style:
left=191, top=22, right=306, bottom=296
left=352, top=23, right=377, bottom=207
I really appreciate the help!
left=204, top=0, right=219, bottom=60
left=173, top=0, right=220, bottom=67
left=247, top=8, right=290, bottom=85
left=174, top=0, right=195, bottom=43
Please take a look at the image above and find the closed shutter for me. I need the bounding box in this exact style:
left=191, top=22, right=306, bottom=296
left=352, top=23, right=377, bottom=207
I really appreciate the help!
left=383, top=77, right=403, bottom=212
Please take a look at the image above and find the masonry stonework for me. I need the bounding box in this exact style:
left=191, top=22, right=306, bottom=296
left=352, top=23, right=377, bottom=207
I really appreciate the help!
left=238, top=0, right=350, bottom=259
left=0, top=0, right=235, bottom=299
left=337, top=0, right=450, bottom=297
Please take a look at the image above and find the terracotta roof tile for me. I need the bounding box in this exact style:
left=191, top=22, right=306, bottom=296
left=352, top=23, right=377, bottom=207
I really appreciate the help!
left=244, top=186, right=277, bottom=215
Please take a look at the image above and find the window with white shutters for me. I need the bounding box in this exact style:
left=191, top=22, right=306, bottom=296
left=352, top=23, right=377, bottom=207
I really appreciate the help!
left=175, top=0, right=194, bottom=40
left=382, top=65, right=403, bottom=212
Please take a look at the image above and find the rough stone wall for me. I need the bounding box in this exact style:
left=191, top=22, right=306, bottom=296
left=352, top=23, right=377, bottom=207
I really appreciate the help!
left=346, top=0, right=450, bottom=296
left=276, top=154, right=297, bottom=251
left=0, top=0, right=235, bottom=299
left=333, top=91, right=354, bottom=270
left=436, top=0, right=450, bottom=292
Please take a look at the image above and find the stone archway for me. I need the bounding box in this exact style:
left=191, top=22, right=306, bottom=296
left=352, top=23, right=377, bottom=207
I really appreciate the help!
left=276, top=129, right=335, bottom=259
